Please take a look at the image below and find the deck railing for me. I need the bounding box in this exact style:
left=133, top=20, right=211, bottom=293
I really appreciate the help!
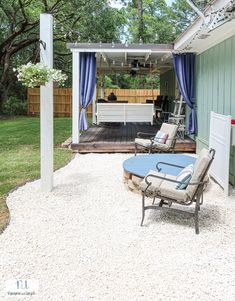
left=27, top=88, right=160, bottom=117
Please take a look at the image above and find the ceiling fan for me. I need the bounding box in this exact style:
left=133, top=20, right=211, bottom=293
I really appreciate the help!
left=131, top=59, right=152, bottom=71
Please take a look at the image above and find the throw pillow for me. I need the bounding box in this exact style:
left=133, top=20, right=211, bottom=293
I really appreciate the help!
left=176, top=164, right=194, bottom=190
left=154, top=131, right=169, bottom=144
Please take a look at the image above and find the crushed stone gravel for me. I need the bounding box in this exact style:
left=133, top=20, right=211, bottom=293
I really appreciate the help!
left=0, top=153, right=235, bottom=301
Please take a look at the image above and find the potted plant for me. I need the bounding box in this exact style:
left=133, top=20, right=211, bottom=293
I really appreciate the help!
left=14, top=62, right=68, bottom=88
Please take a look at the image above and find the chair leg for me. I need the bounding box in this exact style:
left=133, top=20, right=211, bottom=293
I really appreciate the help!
left=159, top=199, right=164, bottom=207
left=194, top=198, right=200, bottom=234
left=135, top=143, right=137, bottom=156
left=140, top=194, right=146, bottom=226
left=152, top=197, right=156, bottom=205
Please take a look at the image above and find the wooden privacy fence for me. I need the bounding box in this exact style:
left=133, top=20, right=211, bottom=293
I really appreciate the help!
left=27, top=88, right=160, bottom=117
left=28, top=88, right=71, bottom=117
left=104, top=88, right=159, bottom=103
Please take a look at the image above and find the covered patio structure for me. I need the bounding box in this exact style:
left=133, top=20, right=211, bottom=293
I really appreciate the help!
left=67, top=43, right=196, bottom=153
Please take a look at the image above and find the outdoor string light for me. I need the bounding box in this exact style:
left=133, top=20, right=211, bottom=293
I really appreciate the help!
left=52, top=18, right=167, bottom=69
left=182, top=0, right=235, bottom=51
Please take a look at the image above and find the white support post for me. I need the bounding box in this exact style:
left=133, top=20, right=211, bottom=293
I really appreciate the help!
left=100, top=86, right=104, bottom=99
left=92, top=83, right=97, bottom=124
left=124, top=104, right=126, bottom=126
left=72, top=50, right=80, bottom=144
left=40, top=13, right=53, bottom=192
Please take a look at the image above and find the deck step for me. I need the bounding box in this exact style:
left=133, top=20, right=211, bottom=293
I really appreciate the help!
left=71, top=140, right=196, bottom=153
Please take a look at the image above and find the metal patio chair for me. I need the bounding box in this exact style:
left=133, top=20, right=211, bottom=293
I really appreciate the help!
left=134, top=123, right=179, bottom=155
left=139, top=148, right=216, bottom=234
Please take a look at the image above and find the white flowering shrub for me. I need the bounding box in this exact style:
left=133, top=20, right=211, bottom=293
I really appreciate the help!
left=14, top=62, right=68, bottom=88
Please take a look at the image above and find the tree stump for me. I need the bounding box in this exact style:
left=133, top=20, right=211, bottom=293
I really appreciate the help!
left=123, top=170, right=143, bottom=194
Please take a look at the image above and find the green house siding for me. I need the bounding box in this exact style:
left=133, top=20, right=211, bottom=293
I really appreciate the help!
left=160, top=69, right=176, bottom=112
left=195, top=34, right=235, bottom=185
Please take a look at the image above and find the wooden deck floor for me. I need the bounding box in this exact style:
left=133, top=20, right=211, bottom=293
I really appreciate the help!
left=70, top=123, right=196, bottom=153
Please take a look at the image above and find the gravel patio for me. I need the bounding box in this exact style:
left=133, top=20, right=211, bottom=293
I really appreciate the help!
left=0, top=153, right=235, bottom=301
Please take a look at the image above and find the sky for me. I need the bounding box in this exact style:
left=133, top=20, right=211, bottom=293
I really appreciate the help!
left=166, top=0, right=175, bottom=5
left=109, top=0, right=175, bottom=9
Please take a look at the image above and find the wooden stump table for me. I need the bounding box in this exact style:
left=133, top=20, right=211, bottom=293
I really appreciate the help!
left=123, top=154, right=196, bottom=194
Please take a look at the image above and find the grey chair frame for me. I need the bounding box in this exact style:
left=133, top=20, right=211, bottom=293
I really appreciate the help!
left=134, top=129, right=178, bottom=156
left=140, top=148, right=215, bottom=234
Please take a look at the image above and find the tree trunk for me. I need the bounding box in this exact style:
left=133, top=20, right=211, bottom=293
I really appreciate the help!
left=0, top=89, right=4, bottom=114
left=137, top=0, right=144, bottom=42
left=0, top=52, right=11, bottom=113
left=0, top=37, right=38, bottom=113
left=0, top=82, right=9, bottom=114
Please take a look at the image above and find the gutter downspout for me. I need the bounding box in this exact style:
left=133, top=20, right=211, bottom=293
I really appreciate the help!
left=186, top=0, right=207, bottom=23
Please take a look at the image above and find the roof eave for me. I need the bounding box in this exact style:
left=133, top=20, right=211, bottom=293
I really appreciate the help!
left=174, top=0, right=233, bottom=52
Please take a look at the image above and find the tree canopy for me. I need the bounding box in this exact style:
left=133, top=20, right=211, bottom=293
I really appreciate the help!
left=0, top=0, right=124, bottom=111
left=0, top=0, right=198, bottom=113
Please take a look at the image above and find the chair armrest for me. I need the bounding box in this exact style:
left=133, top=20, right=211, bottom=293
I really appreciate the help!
left=145, top=173, right=177, bottom=185
left=137, top=132, right=155, bottom=139
left=156, top=161, right=185, bottom=172
left=145, top=173, right=207, bottom=187
left=162, top=111, right=171, bottom=114
left=188, top=180, right=208, bottom=186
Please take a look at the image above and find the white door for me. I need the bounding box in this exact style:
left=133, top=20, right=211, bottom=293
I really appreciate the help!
left=209, top=111, right=231, bottom=196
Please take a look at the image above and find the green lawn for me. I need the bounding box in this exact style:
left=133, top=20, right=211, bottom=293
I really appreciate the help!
left=0, top=116, right=72, bottom=232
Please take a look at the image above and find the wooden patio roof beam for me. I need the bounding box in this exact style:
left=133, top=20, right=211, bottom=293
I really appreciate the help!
left=67, top=43, right=173, bottom=54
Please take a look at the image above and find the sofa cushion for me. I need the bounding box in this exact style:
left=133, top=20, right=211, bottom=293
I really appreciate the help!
left=154, top=131, right=169, bottom=144
left=186, top=148, right=211, bottom=199
left=135, top=138, right=152, bottom=148
left=140, top=170, right=166, bottom=197
left=152, top=141, right=170, bottom=151
left=160, top=123, right=178, bottom=148
left=175, top=164, right=194, bottom=190
left=157, top=174, right=187, bottom=203
left=135, top=138, right=170, bottom=151
left=141, top=171, right=190, bottom=203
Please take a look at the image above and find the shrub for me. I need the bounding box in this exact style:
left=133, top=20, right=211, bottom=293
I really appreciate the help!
left=3, top=96, right=27, bottom=116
